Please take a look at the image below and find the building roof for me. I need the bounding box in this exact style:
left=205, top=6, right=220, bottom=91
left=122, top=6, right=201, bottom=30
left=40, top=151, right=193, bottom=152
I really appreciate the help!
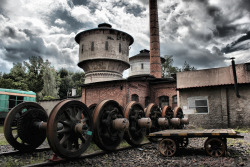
left=177, top=63, right=250, bottom=89
left=75, top=23, right=134, bottom=45
left=129, top=49, right=165, bottom=63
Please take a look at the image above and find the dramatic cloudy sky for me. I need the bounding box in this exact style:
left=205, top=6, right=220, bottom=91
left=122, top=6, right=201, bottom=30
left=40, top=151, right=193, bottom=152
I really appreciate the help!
left=0, top=0, right=250, bottom=77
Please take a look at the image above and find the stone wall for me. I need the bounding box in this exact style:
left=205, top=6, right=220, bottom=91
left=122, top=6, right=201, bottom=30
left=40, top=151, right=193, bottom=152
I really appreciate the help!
left=179, top=84, right=250, bottom=128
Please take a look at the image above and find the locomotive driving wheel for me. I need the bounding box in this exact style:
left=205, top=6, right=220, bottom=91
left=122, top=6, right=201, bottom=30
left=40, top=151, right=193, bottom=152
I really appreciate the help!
left=88, top=104, right=97, bottom=116
left=4, top=102, right=48, bottom=152
left=124, top=101, right=151, bottom=146
left=204, top=138, right=226, bottom=157
left=162, top=106, right=173, bottom=120
left=93, top=100, right=129, bottom=151
left=46, top=100, right=93, bottom=158
left=158, top=138, right=177, bottom=157
left=173, top=107, right=184, bottom=129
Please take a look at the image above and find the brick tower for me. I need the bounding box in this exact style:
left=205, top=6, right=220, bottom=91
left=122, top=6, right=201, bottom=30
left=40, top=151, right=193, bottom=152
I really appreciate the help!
left=149, top=0, right=162, bottom=78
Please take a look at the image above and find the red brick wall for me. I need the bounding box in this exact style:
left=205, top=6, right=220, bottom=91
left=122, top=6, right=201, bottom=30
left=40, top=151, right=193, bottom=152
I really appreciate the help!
left=81, top=79, right=177, bottom=109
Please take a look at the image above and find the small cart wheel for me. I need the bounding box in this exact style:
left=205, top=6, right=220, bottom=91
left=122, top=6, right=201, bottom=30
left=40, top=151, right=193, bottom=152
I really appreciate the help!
left=204, top=138, right=226, bottom=157
left=158, top=138, right=177, bottom=157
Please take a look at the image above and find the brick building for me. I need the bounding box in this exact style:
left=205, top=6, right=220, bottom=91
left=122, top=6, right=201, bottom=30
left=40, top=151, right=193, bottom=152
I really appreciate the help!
left=177, top=63, right=250, bottom=128
left=80, top=75, right=177, bottom=109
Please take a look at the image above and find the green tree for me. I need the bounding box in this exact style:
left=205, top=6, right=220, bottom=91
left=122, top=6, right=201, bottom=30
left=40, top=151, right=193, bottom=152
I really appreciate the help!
left=24, top=56, right=44, bottom=93
left=40, top=61, right=61, bottom=100
left=58, top=68, right=74, bottom=99
left=161, top=55, right=180, bottom=78
left=182, top=61, right=196, bottom=71
left=72, top=72, right=85, bottom=96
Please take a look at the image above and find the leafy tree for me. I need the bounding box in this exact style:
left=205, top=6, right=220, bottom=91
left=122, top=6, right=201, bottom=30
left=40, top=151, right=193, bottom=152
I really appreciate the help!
left=182, top=61, right=196, bottom=71
left=40, top=61, right=60, bottom=99
left=58, top=68, right=74, bottom=99
left=72, top=72, right=85, bottom=96
left=161, top=55, right=180, bottom=78
left=24, top=56, right=44, bottom=93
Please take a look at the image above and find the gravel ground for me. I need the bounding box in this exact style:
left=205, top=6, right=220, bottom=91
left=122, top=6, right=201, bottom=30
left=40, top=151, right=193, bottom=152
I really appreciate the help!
left=0, top=133, right=249, bottom=167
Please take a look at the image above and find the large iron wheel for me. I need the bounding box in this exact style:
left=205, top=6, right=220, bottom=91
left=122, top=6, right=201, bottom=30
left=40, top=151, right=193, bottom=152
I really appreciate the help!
left=88, top=104, right=97, bottom=116
left=158, top=138, right=177, bottom=157
left=162, top=106, right=173, bottom=120
left=46, top=100, right=93, bottom=158
left=173, top=107, right=184, bottom=129
left=204, top=138, right=226, bottom=157
left=4, top=102, right=47, bottom=152
left=93, top=100, right=125, bottom=151
left=124, top=101, right=147, bottom=146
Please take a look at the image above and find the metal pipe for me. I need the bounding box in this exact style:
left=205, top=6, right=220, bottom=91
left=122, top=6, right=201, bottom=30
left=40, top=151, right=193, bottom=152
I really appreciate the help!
left=231, top=58, right=240, bottom=98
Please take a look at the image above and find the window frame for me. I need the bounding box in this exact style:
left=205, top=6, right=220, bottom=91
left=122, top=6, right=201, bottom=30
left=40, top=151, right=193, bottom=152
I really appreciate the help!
left=188, top=97, right=209, bottom=114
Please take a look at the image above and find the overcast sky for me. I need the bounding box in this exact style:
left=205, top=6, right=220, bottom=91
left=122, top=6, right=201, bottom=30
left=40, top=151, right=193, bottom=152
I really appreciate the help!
left=0, top=0, right=250, bottom=77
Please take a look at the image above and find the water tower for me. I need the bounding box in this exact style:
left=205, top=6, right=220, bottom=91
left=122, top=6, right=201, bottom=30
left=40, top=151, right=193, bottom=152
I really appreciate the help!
left=75, top=23, right=134, bottom=83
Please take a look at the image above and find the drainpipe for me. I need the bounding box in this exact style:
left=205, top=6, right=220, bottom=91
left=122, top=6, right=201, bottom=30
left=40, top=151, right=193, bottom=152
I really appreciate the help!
left=230, top=57, right=240, bottom=98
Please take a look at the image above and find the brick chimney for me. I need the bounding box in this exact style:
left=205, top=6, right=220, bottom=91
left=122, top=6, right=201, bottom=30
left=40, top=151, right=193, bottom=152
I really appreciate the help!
left=149, top=0, right=162, bottom=78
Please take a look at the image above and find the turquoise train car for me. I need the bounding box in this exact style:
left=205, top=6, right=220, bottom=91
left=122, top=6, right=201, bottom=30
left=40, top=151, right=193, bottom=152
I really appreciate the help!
left=0, top=88, right=36, bottom=123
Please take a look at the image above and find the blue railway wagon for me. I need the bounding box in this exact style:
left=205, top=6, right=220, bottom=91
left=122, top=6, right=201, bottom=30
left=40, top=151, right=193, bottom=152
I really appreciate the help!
left=0, top=88, right=36, bottom=122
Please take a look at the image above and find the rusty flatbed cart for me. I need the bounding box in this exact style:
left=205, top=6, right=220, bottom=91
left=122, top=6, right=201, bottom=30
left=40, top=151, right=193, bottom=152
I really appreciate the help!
left=148, top=129, right=243, bottom=157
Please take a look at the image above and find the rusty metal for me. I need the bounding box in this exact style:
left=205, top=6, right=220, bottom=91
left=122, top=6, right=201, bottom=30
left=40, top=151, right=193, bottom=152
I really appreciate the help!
left=161, top=106, right=173, bottom=120
left=170, top=118, right=180, bottom=126
left=4, top=102, right=47, bottom=152
left=46, top=100, right=93, bottom=158
left=112, top=118, right=129, bottom=130
left=231, top=57, right=240, bottom=98
left=138, top=118, right=152, bottom=128
left=173, top=107, right=189, bottom=128
left=158, top=138, right=177, bottom=157
left=88, top=103, right=97, bottom=116
left=157, top=118, right=169, bottom=127
left=93, top=100, right=125, bottom=151
left=124, top=101, right=151, bottom=146
left=204, top=138, right=226, bottom=157
left=180, top=118, right=189, bottom=125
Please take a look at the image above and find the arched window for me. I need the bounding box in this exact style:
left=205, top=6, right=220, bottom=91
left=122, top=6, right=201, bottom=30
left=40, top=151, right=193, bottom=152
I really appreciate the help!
left=172, top=95, right=177, bottom=108
left=159, top=96, right=169, bottom=108
left=131, top=94, right=139, bottom=102
left=105, top=41, right=108, bottom=50
left=145, top=96, right=150, bottom=108
left=141, top=63, right=144, bottom=69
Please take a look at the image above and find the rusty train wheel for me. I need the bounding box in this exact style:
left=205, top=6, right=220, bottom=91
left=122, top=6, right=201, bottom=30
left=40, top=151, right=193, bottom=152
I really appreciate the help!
left=204, top=138, right=226, bottom=157
left=93, top=100, right=124, bottom=151
left=4, top=102, right=47, bottom=152
left=124, top=101, right=148, bottom=146
left=145, top=103, right=162, bottom=142
left=158, top=138, right=177, bottom=157
left=88, top=104, right=97, bottom=116
left=162, top=106, right=173, bottom=120
left=46, top=100, right=93, bottom=158
left=173, top=107, right=184, bottom=119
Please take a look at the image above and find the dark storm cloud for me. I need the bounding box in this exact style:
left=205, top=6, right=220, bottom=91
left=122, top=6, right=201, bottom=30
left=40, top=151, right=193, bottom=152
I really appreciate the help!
left=113, top=1, right=146, bottom=17
left=71, top=0, right=89, bottom=6
left=222, top=32, right=250, bottom=54
left=46, top=8, right=93, bottom=33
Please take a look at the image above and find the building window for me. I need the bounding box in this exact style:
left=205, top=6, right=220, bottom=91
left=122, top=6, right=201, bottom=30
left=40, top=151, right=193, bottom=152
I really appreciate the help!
left=188, top=97, right=209, bottom=114
left=159, top=96, right=169, bottom=108
left=81, top=44, right=84, bottom=54
left=119, top=43, right=121, bottom=53
left=145, top=96, right=150, bottom=108
left=141, top=63, right=144, bottom=69
left=91, top=42, right=94, bottom=51
left=172, top=95, right=177, bottom=108
left=131, top=94, right=139, bottom=102
left=105, top=41, right=108, bottom=50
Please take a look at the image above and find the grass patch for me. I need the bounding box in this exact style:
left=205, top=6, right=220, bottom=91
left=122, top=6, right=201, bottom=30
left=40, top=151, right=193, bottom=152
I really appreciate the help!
left=234, top=127, right=250, bottom=133
left=0, top=126, right=4, bottom=133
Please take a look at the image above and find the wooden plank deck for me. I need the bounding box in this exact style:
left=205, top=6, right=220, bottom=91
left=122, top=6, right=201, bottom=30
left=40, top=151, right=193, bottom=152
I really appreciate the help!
left=148, top=129, right=243, bottom=138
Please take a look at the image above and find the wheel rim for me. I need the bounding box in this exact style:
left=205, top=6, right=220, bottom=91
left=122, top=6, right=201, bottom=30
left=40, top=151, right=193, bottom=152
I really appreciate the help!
left=145, top=103, right=162, bottom=133
left=204, top=138, right=226, bottom=157
left=159, top=138, right=177, bottom=157
left=173, top=107, right=184, bottom=119
left=4, top=102, right=46, bottom=152
left=124, top=101, right=146, bottom=146
left=162, top=106, right=173, bottom=120
left=47, top=100, right=93, bottom=158
left=93, top=100, right=125, bottom=151
left=88, top=104, right=97, bottom=116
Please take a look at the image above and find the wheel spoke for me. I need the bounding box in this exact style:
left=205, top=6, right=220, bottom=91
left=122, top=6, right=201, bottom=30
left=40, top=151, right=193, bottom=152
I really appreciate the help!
left=57, top=128, right=70, bottom=135
left=60, top=134, right=70, bottom=146
left=14, top=134, right=19, bottom=140
left=79, top=134, right=87, bottom=143
left=59, top=120, right=70, bottom=126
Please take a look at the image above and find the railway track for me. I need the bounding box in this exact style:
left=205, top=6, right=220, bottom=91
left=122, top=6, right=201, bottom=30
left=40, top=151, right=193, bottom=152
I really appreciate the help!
left=0, top=147, right=51, bottom=157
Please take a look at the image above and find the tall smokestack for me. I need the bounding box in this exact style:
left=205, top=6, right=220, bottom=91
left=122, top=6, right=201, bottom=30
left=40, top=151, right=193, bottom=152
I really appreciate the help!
left=149, top=0, right=162, bottom=78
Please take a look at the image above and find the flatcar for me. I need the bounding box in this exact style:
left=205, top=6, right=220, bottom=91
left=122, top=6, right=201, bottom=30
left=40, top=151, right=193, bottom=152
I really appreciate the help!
left=0, top=88, right=36, bottom=123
